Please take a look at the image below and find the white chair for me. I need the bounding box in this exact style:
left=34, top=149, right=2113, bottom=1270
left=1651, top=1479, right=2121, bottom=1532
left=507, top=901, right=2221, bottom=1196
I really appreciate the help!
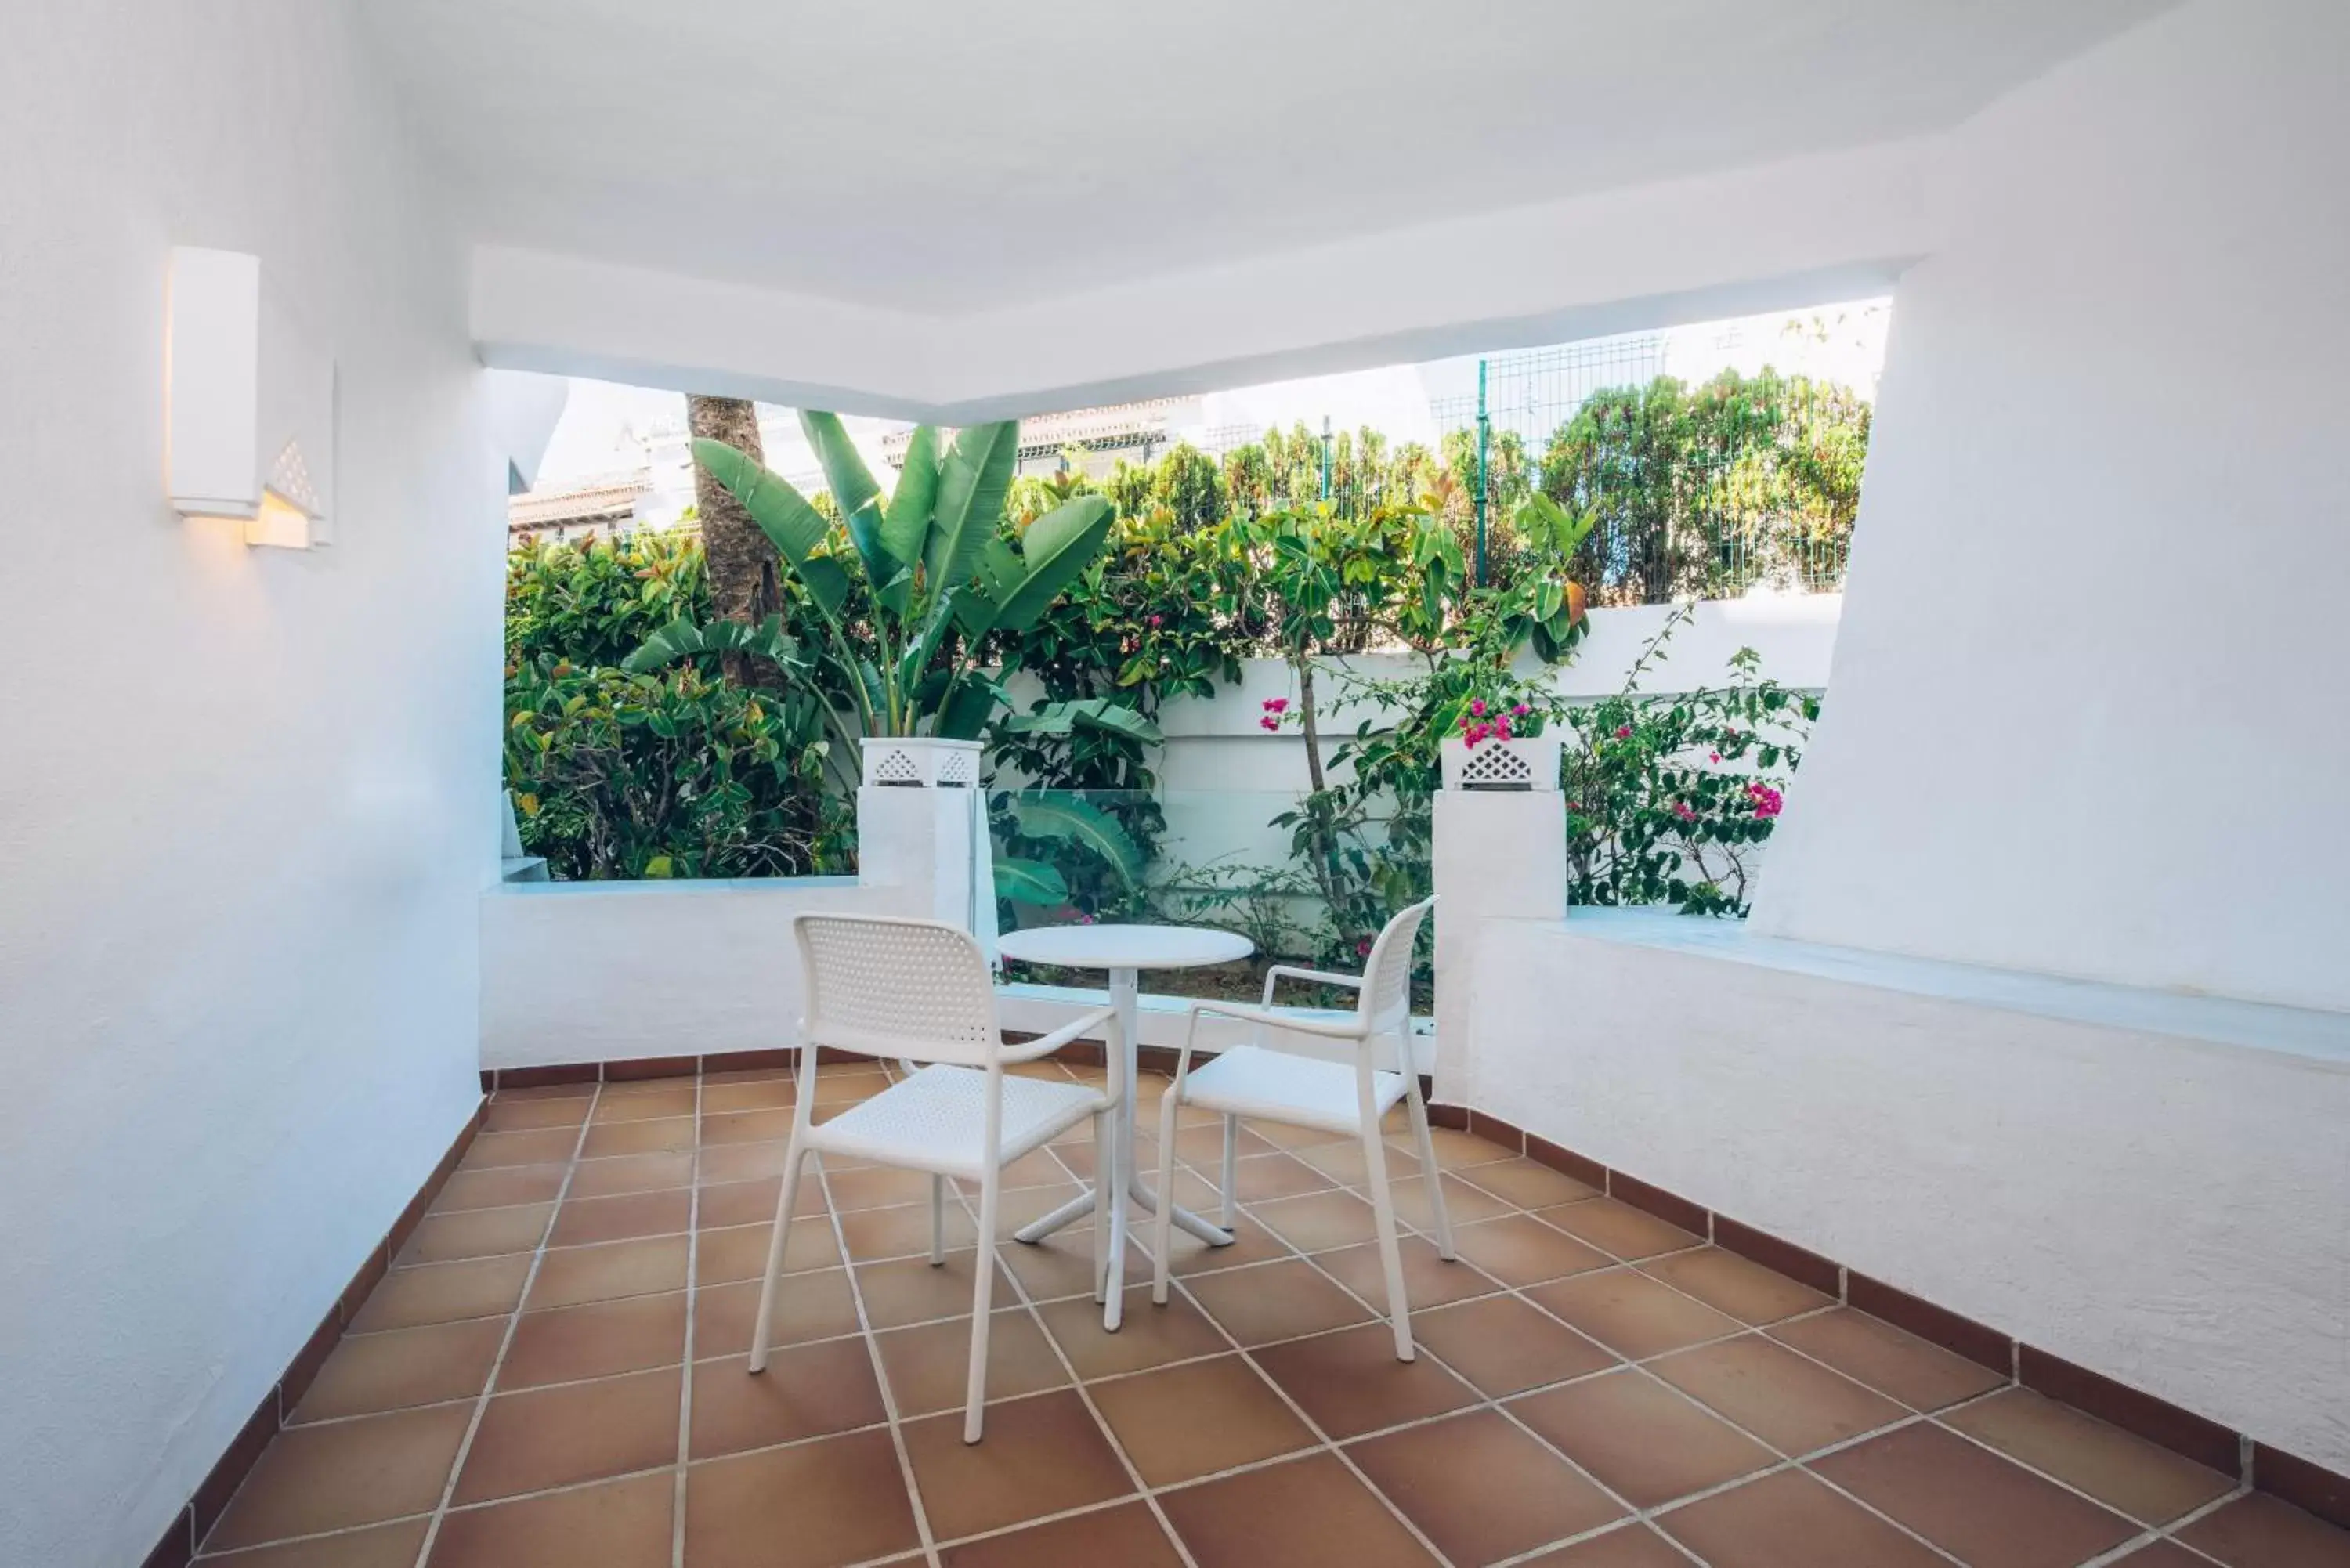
left=750, top=913, right=1123, bottom=1443
left=1150, top=896, right=1450, bottom=1359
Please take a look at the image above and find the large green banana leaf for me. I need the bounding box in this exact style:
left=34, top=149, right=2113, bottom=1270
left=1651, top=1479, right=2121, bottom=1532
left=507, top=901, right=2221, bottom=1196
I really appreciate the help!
left=1003, top=699, right=1164, bottom=745
left=926, top=422, right=1019, bottom=600
left=990, top=496, right=1115, bottom=631
left=880, top=425, right=938, bottom=570
left=690, top=439, right=851, bottom=616
left=991, top=857, right=1068, bottom=906
left=1007, top=792, right=1147, bottom=889
left=620, top=616, right=800, bottom=674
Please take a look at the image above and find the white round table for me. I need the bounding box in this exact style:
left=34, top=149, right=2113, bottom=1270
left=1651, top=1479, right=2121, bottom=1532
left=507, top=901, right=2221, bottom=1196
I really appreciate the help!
left=997, top=923, right=1253, bottom=1289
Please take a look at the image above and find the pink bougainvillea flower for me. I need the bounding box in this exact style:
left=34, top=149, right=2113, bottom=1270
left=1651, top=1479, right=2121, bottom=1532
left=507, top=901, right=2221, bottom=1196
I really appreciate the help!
left=1709, top=750, right=1721, bottom=763
left=1470, top=699, right=1487, bottom=717
left=1147, top=614, right=1164, bottom=628
left=1512, top=703, right=1530, bottom=717
left=1262, top=697, right=1289, bottom=714
left=1672, top=800, right=1697, bottom=822
left=1259, top=715, right=1279, bottom=731
left=1495, top=718, right=1513, bottom=740
left=1614, top=724, right=1632, bottom=740
left=1355, top=937, right=1373, bottom=958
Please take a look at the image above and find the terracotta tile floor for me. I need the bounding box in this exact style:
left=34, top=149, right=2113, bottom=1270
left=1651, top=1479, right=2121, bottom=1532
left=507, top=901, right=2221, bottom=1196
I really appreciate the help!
left=196, top=1060, right=2350, bottom=1568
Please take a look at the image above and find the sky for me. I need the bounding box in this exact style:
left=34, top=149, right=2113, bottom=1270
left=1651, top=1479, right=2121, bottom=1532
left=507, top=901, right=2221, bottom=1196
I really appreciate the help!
left=530, top=298, right=1892, bottom=493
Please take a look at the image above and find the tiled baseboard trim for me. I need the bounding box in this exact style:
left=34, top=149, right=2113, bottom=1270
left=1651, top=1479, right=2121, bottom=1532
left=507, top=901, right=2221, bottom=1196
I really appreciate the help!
left=1443, top=1103, right=2350, bottom=1534
left=141, top=1100, right=488, bottom=1568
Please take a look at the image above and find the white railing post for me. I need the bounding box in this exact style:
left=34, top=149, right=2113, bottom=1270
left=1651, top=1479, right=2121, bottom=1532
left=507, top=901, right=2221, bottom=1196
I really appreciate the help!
left=855, top=739, right=991, bottom=944
left=1432, top=736, right=1566, bottom=1108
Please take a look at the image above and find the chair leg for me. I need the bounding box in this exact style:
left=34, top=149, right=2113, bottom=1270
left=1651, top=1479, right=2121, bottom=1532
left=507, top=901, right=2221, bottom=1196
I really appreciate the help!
left=1405, top=1084, right=1455, bottom=1260
left=1219, top=1113, right=1239, bottom=1229
left=1357, top=1117, right=1414, bottom=1361
left=748, top=1136, right=808, bottom=1375
left=1149, top=1086, right=1181, bottom=1307
left=929, top=1173, right=946, bottom=1266
left=964, top=1172, right=1000, bottom=1443
left=1090, top=1108, right=1111, bottom=1304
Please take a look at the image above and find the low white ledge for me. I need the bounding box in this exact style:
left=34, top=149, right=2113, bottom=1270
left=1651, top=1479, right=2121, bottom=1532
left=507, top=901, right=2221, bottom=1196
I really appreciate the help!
left=1558, top=907, right=2350, bottom=1069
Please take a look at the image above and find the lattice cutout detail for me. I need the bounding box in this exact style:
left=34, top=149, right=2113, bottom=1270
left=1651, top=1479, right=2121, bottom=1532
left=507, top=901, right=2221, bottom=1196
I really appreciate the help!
left=935, top=748, right=976, bottom=786
left=1441, top=734, right=1560, bottom=792
left=1459, top=744, right=1535, bottom=788
left=872, top=748, right=922, bottom=786
left=266, top=439, right=320, bottom=515
left=797, top=916, right=997, bottom=1067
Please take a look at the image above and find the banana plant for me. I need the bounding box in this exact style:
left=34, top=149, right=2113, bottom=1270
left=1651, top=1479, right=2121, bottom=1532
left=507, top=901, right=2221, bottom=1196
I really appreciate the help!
left=687, top=414, right=1116, bottom=739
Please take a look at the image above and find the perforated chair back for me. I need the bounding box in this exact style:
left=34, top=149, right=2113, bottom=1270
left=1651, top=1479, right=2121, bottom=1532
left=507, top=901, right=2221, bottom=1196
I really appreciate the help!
left=1357, top=896, right=1435, bottom=1042
left=794, top=913, right=1000, bottom=1068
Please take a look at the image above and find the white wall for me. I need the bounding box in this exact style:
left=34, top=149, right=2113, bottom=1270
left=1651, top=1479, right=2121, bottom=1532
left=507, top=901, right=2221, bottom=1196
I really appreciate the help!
left=1752, top=0, right=2350, bottom=1011
left=1465, top=916, right=2350, bottom=1473
left=0, top=5, right=497, bottom=1563
left=480, top=880, right=916, bottom=1068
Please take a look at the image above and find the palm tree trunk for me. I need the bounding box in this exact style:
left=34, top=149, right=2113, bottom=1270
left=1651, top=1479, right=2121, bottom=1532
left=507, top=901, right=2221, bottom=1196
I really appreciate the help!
left=687, top=395, right=781, bottom=685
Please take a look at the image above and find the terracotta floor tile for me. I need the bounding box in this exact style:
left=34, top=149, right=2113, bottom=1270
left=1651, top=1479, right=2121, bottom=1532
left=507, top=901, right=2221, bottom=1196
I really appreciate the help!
left=701, top=1078, right=796, bottom=1115
left=453, top=1366, right=682, bottom=1503
left=289, top=1317, right=505, bottom=1422
left=1156, top=1212, right=1300, bottom=1278
left=205, top=1405, right=472, bottom=1551
left=901, top=1389, right=1133, bottom=1541
left=432, top=1164, right=567, bottom=1214
left=581, top=1118, right=696, bottom=1160
left=997, top=1224, right=1148, bottom=1299
left=1159, top=1451, right=1437, bottom=1568
left=1379, top=1172, right=1517, bottom=1230
left=807, top=1068, right=888, bottom=1106
left=1184, top=1259, right=1375, bottom=1346
left=822, top=1164, right=936, bottom=1212
left=1535, top=1198, right=1702, bottom=1262
left=428, top=1470, right=673, bottom=1567
left=689, top=1342, right=886, bottom=1458
left=497, top=1291, right=686, bottom=1389
left=1350, top=1407, right=1625, bottom=1565
left=1450, top=1216, right=1612, bottom=1288
left=1526, top=1267, right=1745, bottom=1360
left=398, top=1202, right=552, bottom=1265
left=200, top=1518, right=429, bottom=1566
left=1517, top=1523, right=1694, bottom=1566
left=694, top=1142, right=799, bottom=1185
left=1813, top=1421, right=2138, bottom=1568
left=1641, top=1247, right=1833, bottom=1325
left=2109, top=1545, right=2218, bottom=1566
left=567, top=1151, right=696, bottom=1201
left=1226, top=1151, right=1344, bottom=1203
left=1251, top=1188, right=1383, bottom=1252
left=551, top=1189, right=692, bottom=1248
left=698, top=1216, right=838, bottom=1282
left=874, top=1309, right=1069, bottom=1418
left=492, top=1082, right=598, bottom=1101
left=1508, top=1368, right=1774, bottom=1508
left=1088, top=1353, right=1317, bottom=1487
left=1293, top=1138, right=1418, bottom=1187
left=1456, top=1157, right=1601, bottom=1210
left=1416, top=1126, right=1518, bottom=1170
left=1651, top=1335, right=1906, bottom=1455
left=1039, top=1287, right=1229, bottom=1378
left=1766, top=1306, right=2007, bottom=1411
left=1658, top=1468, right=1948, bottom=1568
left=1412, top=1293, right=1618, bottom=1398
left=526, top=1234, right=689, bottom=1310
left=685, top=1429, right=918, bottom=1568
left=1314, top=1234, right=1502, bottom=1311
left=591, top=1082, right=699, bottom=1122
left=1251, top=1320, right=1480, bottom=1439
left=2175, top=1494, right=2350, bottom=1568
left=352, top=1255, right=531, bottom=1332
left=1172, top=1121, right=1279, bottom=1165
left=854, top=1250, right=1017, bottom=1330
left=1945, top=1388, right=2237, bottom=1525
left=691, top=1176, right=788, bottom=1231
left=935, top=1501, right=1184, bottom=1568
left=837, top=1199, right=978, bottom=1263
left=694, top=1271, right=862, bottom=1360
left=462, top=1128, right=583, bottom=1169
left=980, top=1180, right=1087, bottom=1237
left=700, top=1107, right=797, bottom=1147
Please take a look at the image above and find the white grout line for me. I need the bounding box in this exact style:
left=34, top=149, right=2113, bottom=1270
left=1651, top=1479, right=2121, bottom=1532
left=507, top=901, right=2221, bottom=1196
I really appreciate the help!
left=669, top=1068, right=703, bottom=1568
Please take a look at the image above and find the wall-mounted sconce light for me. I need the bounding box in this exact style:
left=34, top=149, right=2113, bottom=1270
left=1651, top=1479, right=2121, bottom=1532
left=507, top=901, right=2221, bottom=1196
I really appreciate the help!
left=166, top=247, right=335, bottom=549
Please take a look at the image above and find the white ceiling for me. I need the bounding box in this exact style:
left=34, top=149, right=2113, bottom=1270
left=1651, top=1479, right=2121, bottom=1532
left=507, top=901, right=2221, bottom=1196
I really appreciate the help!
left=367, top=0, right=2166, bottom=315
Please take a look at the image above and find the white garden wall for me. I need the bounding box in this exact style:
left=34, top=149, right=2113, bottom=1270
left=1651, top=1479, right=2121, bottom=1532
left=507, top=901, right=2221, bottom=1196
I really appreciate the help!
left=0, top=6, right=498, bottom=1564
left=1751, top=0, right=2350, bottom=1011
left=1459, top=913, right=2350, bottom=1474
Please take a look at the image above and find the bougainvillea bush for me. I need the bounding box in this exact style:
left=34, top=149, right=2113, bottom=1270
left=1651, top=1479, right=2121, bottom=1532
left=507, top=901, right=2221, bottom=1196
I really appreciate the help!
left=1559, top=609, right=1817, bottom=916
